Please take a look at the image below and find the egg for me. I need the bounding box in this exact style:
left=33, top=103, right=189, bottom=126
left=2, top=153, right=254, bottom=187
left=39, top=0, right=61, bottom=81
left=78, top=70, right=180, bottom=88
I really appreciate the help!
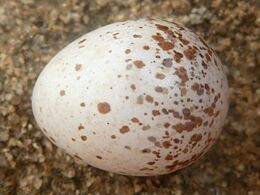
left=32, top=19, right=229, bottom=176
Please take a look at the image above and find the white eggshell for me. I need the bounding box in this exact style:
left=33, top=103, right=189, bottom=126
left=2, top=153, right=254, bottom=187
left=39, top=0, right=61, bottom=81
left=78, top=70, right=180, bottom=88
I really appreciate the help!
left=32, top=19, right=229, bottom=176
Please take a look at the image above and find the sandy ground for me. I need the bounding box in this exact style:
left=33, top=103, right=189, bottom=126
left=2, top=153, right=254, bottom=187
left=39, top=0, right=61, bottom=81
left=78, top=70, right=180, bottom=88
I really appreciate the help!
left=0, top=0, right=259, bottom=194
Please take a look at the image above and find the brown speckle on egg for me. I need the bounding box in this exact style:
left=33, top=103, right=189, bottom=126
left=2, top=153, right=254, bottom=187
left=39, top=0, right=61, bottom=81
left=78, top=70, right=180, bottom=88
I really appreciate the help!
left=133, top=60, right=146, bottom=69
left=133, top=34, right=142, bottom=38
left=125, top=49, right=131, bottom=54
left=78, top=124, right=85, bottom=130
left=80, top=102, right=86, bottom=107
left=155, top=73, right=166, bottom=80
left=81, top=135, right=87, bottom=141
left=60, top=90, right=65, bottom=96
left=97, top=102, right=111, bottom=114
left=184, top=46, right=197, bottom=60
left=145, top=95, right=154, bottom=103
left=143, top=45, right=150, bottom=50
left=119, top=125, right=130, bottom=134
left=75, top=64, right=82, bottom=71
left=162, top=58, right=173, bottom=67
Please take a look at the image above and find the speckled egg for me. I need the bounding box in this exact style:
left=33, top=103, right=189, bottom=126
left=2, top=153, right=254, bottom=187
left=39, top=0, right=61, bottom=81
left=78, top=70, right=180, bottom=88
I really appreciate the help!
left=32, top=19, right=229, bottom=176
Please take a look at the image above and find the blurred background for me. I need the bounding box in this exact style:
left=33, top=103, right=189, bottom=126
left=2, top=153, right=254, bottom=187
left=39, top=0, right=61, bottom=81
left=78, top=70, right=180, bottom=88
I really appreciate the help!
left=0, top=0, right=259, bottom=194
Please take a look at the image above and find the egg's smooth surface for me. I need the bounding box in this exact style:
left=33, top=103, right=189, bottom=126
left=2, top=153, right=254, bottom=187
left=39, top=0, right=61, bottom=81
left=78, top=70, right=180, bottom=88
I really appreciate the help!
left=32, top=19, right=229, bottom=176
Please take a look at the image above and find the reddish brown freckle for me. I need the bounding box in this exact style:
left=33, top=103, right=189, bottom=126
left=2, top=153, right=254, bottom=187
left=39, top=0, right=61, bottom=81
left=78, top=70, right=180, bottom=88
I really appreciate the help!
left=133, top=60, right=145, bottom=69
left=152, top=34, right=164, bottom=42
left=175, top=66, right=188, bottom=86
left=190, top=134, right=202, bottom=142
left=125, top=96, right=129, bottom=100
left=165, top=154, right=173, bottom=160
left=133, top=34, right=142, bottom=38
left=125, top=49, right=131, bottom=54
left=162, top=141, right=172, bottom=148
left=96, top=156, right=102, bottom=159
left=145, top=95, right=154, bottom=103
left=155, top=73, right=166, bottom=80
left=75, top=64, right=82, bottom=71
left=155, top=24, right=169, bottom=31
left=119, top=125, right=130, bottom=134
left=173, top=51, right=183, bottom=63
left=184, top=46, right=197, bottom=60
left=152, top=110, right=160, bottom=116
left=111, top=135, right=116, bottom=139
left=130, top=84, right=136, bottom=91
left=81, top=136, right=87, bottom=141
left=60, top=90, right=65, bottom=96
left=155, top=86, right=168, bottom=94
left=80, top=102, right=86, bottom=107
left=78, top=124, right=84, bottom=130
left=204, top=107, right=214, bottom=116
left=143, top=45, right=150, bottom=50
left=159, top=42, right=174, bottom=50
left=97, top=102, right=111, bottom=114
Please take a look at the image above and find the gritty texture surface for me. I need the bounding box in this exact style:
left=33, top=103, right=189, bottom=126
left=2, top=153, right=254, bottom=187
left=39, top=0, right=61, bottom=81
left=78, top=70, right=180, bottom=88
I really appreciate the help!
left=0, top=0, right=259, bottom=194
